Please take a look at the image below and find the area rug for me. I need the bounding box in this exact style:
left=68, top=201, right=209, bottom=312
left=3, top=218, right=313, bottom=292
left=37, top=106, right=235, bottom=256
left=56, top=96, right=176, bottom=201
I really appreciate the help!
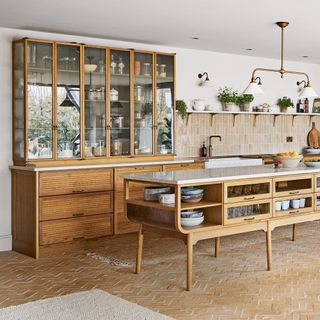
left=0, top=289, right=174, bottom=320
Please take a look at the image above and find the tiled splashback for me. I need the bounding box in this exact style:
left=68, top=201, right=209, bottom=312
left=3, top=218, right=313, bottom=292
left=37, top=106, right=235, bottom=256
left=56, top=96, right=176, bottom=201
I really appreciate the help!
left=175, top=113, right=320, bottom=157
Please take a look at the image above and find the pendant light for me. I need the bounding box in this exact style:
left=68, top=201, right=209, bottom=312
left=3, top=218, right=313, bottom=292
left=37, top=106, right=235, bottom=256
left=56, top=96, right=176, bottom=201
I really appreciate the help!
left=243, top=22, right=318, bottom=98
left=297, top=80, right=318, bottom=98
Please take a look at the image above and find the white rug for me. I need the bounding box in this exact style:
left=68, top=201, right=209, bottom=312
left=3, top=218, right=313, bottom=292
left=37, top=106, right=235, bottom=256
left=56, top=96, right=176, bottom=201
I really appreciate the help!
left=0, top=289, right=174, bottom=320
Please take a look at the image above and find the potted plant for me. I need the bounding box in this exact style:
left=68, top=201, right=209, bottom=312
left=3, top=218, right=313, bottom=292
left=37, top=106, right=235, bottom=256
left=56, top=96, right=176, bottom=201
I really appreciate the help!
left=277, top=96, right=294, bottom=113
left=236, top=94, right=254, bottom=112
left=217, top=87, right=238, bottom=111
left=176, top=100, right=187, bottom=119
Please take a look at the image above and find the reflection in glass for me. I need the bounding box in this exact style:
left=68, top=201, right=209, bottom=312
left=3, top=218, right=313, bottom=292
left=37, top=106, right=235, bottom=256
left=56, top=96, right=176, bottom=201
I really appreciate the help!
left=134, top=52, right=153, bottom=155
left=110, top=50, right=130, bottom=156
left=228, top=203, right=269, bottom=219
left=84, top=47, right=107, bottom=157
left=27, top=41, right=53, bottom=159
left=57, top=44, right=81, bottom=158
left=156, top=54, right=174, bottom=154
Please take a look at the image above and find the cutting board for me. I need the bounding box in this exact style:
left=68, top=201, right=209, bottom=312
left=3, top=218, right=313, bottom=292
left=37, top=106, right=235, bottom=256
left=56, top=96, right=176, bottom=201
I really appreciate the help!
left=307, top=122, right=320, bottom=147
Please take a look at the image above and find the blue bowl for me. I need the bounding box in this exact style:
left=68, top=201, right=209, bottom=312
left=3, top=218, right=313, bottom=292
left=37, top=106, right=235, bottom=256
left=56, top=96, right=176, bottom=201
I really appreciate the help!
left=181, top=210, right=203, bottom=218
left=181, top=187, right=204, bottom=195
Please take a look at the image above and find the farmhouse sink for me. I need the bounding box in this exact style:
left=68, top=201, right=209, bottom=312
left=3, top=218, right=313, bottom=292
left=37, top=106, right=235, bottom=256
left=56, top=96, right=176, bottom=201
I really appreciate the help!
left=204, top=157, right=263, bottom=169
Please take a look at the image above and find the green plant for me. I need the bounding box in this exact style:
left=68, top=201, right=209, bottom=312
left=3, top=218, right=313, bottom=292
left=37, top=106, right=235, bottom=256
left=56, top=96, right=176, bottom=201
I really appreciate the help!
left=236, top=94, right=254, bottom=107
left=277, top=96, right=294, bottom=110
left=176, top=100, right=187, bottom=119
left=217, top=87, right=238, bottom=104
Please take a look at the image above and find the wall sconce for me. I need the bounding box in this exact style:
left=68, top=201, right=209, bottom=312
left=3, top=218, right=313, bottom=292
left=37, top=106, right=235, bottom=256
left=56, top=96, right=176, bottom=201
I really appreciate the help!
left=297, top=80, right=318, bottom=98
left=198, top=72, right=213, bottom=87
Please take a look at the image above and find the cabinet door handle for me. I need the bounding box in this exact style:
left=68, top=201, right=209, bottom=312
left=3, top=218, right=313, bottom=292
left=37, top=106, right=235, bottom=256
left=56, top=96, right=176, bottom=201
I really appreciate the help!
left=244, top=196, right=255, bottom=200
left=289, top=191, right=299, bottom=195
left=72, top=189, right=85, bottom=193
left=72, top=213, right=84, bottom=217
left=289, top=210, right=299, bottom=214
left=244, top=217, right=255, bottom=221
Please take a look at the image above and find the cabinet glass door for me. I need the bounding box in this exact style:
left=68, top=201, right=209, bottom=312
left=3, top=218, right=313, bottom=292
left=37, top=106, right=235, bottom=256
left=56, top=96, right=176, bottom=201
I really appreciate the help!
left=56, top=44, right=81, bottom=159
left=134, top=52, right=153, bottom=155
left=13, top=41, right=25, bottom=159
left=84, top=47, right=107, bottom=157
left=155, top=54, right=174, bottom=155
left=109, top=49, right=130, bottom=156
left=27, top=41, right=54, bottom=160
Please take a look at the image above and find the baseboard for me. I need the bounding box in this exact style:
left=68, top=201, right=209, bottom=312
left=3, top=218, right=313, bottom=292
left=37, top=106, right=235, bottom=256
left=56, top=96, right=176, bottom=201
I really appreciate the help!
left=0, top=235, right=12, bottom=251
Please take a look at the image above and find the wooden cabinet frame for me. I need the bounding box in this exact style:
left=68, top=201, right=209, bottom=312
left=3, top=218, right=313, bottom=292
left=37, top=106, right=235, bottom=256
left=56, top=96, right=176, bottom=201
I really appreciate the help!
left=273, top=174, right=314, bottom=197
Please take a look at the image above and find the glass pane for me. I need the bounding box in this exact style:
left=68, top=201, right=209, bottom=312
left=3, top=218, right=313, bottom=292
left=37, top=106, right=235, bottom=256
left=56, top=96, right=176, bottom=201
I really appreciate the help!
left=275, top=178, right=311, bottom=193
left=27, top=41, right=53, bottom=159
left=110, top=50, right=130, bottom=156
left=13, top=42, right=25, bottom=159
left=134, top=52, right=153, bottom=155
left=57, top=44, right=81, bottom=158
left=227, top=183, right=269, bottom=198
left=227, top=203, right=270, bottom=219
left=317, top=177, right=320, bottom=188
left=156, top=54, right=174, bottom=155
left=84, top=47, right=106, bottom=157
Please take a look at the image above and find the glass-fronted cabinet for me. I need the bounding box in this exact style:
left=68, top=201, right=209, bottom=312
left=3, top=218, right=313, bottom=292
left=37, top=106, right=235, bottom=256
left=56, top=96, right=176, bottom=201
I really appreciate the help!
left=109, top=49, right=131, bottom=156
left=84, top=46, right=107, bottom=157
left=155, top=54, right=175, bottom=155
left=12, top=38, right=175, bottom=164
left=134, top=52, right=153, bottom=155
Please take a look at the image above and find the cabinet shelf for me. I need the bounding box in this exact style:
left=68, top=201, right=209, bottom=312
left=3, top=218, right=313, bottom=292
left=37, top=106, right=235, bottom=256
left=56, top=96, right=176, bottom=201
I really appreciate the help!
left=127, top=199, right=175, bottom=211
left=181, top=201, right=222, bottom=210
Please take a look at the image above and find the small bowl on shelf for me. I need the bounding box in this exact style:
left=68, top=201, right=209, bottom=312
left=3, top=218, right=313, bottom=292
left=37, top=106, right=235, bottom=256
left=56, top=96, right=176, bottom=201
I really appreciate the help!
left=84, top=64, right=97, bottom=73
left=304, top=160, right=320, bottom=167
left=181, top=187, right=204, bottom=196
left=181, top=210, right=203, bottom=219
left=158, top=193, right=175, bottom=205
left=181, top=216, right=204, bottom=227
left=144, top=186, right=171, bottom=201
left=181, top=194, right=203, bottom=203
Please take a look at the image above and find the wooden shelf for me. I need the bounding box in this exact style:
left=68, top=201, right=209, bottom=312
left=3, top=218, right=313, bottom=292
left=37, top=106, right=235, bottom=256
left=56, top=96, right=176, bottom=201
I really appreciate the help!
left=127, top=199, right=175, bottom=211
left=181, top=201, right=222, bottom=210
left=181, top=222, right=222, bottom=231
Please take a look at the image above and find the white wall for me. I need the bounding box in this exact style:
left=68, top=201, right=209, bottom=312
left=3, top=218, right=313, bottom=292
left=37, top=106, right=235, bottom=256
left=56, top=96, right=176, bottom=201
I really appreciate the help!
left=1, top=26, right=320, bottom=251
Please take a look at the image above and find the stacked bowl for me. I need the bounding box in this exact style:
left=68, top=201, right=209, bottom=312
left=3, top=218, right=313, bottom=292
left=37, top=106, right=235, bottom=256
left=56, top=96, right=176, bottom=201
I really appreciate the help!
left=180, top=210, right=204, bottom=227
left=181, top=187, right=204, bottom=203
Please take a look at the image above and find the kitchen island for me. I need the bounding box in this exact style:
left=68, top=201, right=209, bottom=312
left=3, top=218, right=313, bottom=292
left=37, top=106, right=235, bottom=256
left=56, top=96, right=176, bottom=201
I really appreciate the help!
left=123, top=165, right=320, bottom=290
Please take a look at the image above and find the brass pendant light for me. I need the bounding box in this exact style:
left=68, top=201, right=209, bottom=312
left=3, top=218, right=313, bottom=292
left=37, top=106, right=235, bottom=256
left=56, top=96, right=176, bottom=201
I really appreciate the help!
left=243, top=22, right=318, bottom=98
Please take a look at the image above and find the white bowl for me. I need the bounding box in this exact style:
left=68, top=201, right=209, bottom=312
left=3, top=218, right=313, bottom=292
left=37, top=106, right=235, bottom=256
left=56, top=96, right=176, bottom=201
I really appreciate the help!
left=273, top=155, right=303, bottom=168
left=84, top=64, right=97, bottom=73
left=181, top=216, right=204, bottom=227
left=158, top=193, right=175, bottom=205
left=305, top=161, right=320, bottom=167
left=305, top=148, right=320, bottom=154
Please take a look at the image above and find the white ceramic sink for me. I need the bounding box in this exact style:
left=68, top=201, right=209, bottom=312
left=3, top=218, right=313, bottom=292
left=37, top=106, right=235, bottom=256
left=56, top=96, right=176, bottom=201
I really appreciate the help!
left=204, top=157, right=263, bottom=169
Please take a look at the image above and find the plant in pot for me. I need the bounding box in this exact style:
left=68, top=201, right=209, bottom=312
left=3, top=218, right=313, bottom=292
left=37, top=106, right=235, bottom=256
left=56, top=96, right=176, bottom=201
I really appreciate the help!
left=236, top=94, right=254, bottom=112
left=217, top=87, right=238, bottom=111
left=277, top=96, right=294, bottom=113
left=176, top=100, right=187, bottom=119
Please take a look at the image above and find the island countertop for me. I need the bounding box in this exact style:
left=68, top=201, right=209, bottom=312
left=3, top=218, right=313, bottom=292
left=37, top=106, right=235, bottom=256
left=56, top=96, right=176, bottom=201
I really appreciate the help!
left=123, top=164, right=320, bottom=185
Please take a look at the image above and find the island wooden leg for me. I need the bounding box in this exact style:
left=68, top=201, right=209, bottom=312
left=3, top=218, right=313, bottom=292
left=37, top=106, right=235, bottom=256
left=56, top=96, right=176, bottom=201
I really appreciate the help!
left=214, top=237, right=220, bottom=257
left=135, top=225, right=144, bottom=274
left=266, top=229, right=272, bottom=271
left=187, top=234, right=193, bottom=291
left=292, top=224, right=296, bottom=241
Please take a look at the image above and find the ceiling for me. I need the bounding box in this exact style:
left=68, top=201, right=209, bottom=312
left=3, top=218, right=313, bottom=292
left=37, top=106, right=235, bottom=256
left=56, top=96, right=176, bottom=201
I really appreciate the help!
left=1, top=0, right=320, bottom=63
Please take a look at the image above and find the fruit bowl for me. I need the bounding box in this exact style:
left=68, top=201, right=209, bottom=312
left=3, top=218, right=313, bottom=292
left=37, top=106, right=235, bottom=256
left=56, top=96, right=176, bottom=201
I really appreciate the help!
left=273, top=154, right=303, bottom=168
left=84, top=64, right=97, bottom=73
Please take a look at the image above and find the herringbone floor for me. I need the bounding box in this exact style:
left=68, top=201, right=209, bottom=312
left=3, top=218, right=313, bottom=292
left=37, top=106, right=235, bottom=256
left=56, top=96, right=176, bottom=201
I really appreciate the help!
left=1, top=222, right=320, bottom=320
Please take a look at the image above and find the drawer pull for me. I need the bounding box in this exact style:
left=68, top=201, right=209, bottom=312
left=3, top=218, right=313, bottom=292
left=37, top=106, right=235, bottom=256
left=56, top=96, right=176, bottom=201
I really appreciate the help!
left=73, top=236, right=85, bottom=240
left=72, top=189, right=85, bottom=193
left=289, top=210, right=299, bottom=214
left=289, top=191, right=299, bottom=195
left=244, top=217, right=255, bottom=221
left=72, top=213, right=85, bottom=217
left=244, top=196, right=255, bottom=200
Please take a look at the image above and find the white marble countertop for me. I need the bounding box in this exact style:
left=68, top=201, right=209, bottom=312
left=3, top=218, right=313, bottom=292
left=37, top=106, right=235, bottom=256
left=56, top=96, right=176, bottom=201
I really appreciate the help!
left=123, top=164, right=320, bottom=185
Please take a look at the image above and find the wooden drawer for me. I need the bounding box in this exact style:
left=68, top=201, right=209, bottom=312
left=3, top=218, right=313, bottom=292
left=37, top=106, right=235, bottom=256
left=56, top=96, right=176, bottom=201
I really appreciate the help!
left=39, top=169, right=113, bottom=196
left=224, top=178, right=272, bottom=204
left=224, top=199, right=272, bottom=225
left=315, top=174, right=320, bottom=192
left=273, top=174, right=313, bottom=198
left=273, top=194, right=314, bottom=217
left=40, top=214, right=113, bottom=245
left=114, top=165, right=162, bottom=191
left=162, top=162, right=203, bottom=171
left=40, top=191, right=113, bottom=221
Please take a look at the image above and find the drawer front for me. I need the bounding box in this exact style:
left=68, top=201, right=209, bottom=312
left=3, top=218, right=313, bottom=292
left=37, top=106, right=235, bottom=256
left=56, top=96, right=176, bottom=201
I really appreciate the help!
left=39, top=169, right=113, bottom=196
left=273, top=175, right=313, bottom=197
left=224, top=199, right=272, bottom=225
left=162, top=162, right=203, bottom=171
left=114, top=165, right=162, bottom=191
left=315, top=175, right=320, bottom=192
left=273, top=194, right=314, bottom=217
left=224, top=179, right=272, bottom=204
left=40, top=214, right=113, bottom=245
left=315, top=193, right=320, bottom=211
left=40, top=191, right=113, bottom=221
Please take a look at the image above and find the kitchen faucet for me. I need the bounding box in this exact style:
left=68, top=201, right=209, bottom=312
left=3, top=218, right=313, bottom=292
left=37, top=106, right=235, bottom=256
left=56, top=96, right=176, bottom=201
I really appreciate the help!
left=208, top=135, right=222, bottom=157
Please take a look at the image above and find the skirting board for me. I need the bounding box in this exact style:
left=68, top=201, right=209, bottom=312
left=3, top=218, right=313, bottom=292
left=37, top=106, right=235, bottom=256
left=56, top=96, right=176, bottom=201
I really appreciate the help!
left=0, top=235, right=12, bottom=251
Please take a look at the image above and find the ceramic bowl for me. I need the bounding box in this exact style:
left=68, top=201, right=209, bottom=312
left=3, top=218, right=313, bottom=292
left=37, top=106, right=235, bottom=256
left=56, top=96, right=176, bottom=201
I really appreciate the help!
left=84, top=64, right=97, bottom=73
left=305, top=161, right=320, bottom=167
left=273, top=155, right=303, bottom=168
left=181, top=210, right=203, bottom=218
left=181, top=194, right=203, bottom=203
left=181, top=216, right=204, bottom=227
left=181, top=187, right=204, bottom=195
left=144, top=187, right=171, bottom=201
left=158, top=193, right=175, bottom=205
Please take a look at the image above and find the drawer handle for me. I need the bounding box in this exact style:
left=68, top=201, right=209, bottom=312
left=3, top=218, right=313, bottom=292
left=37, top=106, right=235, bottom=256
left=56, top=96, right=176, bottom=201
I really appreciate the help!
left=73, top=236, right=85, bottom=240
left=244, top=196, right=255, bottom=200
left=72, top=213, right=84, bottom=217
left=289, top=210, right=299, bottom=214
left=72, top=190, right=85, bottom=193
left=244, top=217, right=255, bottom=221
left=289, top=191, right=299, bottom=195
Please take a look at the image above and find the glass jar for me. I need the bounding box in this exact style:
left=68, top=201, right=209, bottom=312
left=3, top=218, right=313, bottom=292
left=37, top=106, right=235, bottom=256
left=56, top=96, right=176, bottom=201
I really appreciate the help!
left=95, top=88, right=102, bottom=100
left=118, top=56, right=125, bottom=74
left=110, top=88, right=119, bottom=101
left=134, top=85, right=144, bottom=102
left=87, top=89, right=95, bottom=101
left=98, top=60, right=105, bottom=73
left=159, top=64, right=166, bottom=77
left=135, top=60, right=141, bottom=75
left=143, top=62, right=151, bottom=76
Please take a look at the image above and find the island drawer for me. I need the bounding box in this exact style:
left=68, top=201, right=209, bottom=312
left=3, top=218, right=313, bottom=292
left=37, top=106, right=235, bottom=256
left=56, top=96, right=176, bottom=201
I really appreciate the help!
left=273, top=194, right=314, bottom=217
left=273, top=175, right=313, bottom=197
left=40, top=214, right=113, bottom=245
left=224, top=199, right=272, bottom=225
left=162, top=162, right=204, bottom=171
left=40, top=191, right=113, bottom=221
left=315, top=175, right=320, bottom=192
left=39, top=169, right=113, bottom=196
left=224, top=179, right=272, bottom=204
